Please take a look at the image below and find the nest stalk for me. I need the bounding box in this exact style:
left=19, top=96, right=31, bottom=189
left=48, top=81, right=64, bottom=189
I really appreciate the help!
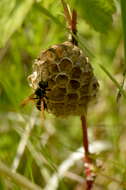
left=81, top=116, right=96, bottom=190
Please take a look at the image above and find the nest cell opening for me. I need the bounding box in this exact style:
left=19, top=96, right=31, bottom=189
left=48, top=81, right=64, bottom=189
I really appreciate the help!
left=59, top=58, right=73, bottom=72
left=48, top=87, right=66, bottom=101
left=55, top=74, right=68, bottom=87
left=69, top=80, right=80, bottom=90
left=71, top=66, right=82, bottom=79
left=66, top=93, right=79, bottom=104
left=49, top=63, right=59, bottom=73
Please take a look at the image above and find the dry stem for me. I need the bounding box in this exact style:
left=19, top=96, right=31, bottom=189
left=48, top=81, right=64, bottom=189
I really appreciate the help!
left=61, top=0, right=78, bottom=45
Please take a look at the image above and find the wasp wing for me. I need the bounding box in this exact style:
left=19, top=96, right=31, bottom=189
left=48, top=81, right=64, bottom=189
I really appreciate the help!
left=21, top=93, right=35, bottom=107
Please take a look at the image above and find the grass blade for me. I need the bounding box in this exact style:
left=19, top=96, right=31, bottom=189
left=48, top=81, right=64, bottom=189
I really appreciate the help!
left=116, top=0, right=126, bottom=100
left=34, top=3, right=63, bottom=27
left=99, top=64, right=126, bottom=98
left=0, top=0, right=34, bottom=47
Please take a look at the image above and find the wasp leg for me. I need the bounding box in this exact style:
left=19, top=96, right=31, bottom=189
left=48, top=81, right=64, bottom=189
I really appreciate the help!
left=40, top=99, right=45, bottom=120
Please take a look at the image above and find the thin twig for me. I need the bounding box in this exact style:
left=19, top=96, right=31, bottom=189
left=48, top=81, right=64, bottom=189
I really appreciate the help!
left=61, top=0, right=72, bottom=28
left=0, top=160, right=42, bottom=190
left=11, top=111, right=37, bottom=172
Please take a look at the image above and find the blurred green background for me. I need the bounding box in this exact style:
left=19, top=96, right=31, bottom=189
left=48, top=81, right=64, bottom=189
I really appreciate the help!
left=0, top=0, right=126, bottom=189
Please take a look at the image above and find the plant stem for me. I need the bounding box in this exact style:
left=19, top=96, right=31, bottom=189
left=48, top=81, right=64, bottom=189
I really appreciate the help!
left=61, top=0, right=78, bottom=45
left=81, top=115, right=95, bottom=190
left=71, top=9, right=78, bottom=45
left=120, top=0, right=126, bottom=65
left=81, top=115, right=89, bottom=156
left=117, top=0, right=126, bottom=101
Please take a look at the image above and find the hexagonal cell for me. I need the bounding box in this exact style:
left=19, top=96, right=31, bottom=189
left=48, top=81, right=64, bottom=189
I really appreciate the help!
left=61, top=42, right=73, bottom=54
left=55, top=45, right=65, bottom=58
left=73, top=46, right=81, bottom=54
left=48, top=63, right=59, bottom=74
left=47, top=87, right=66, bottom=101
left=55, top=74, right=68, bottom=87
left=69, top=80, right=80, bottom=90
left=65, top=93, right=78, bottom=104
left=79, top=96, right=90, bottom=104
left=85, top=62, right=93, bottom=72
left=48, top=102, right=65, bottom=116
left=91, top=81, right=99, bottom=90
left=80, top=71, right=92, bottom=83
left=47, top=78, right=56, bottom=88
left=59, top=58, right=73, bottom=73
left=66, top=104, right=77, bottom=114
left=78, top=104, right=87, bottom=112
left=89, top=77, right=99, bottom=95
left=38, top=48, right=56, bottom=62
left=33, top=59, right=44, bottom=70
left=45, top=48, right=56, bottom=61
left=40, top=63, right=50, bottom=80
left=90, top=94, right=97, bottom=100
left=70, top=55, right=81, bottom=64
left=80, top=84, right=89, bottom=96
left=71, top=66, right=82, bottom=79
left=70, top=46, right=80, bottom=56
left=92, top=82, right=98, bottom=89
left=77, top=55, right=87, bottom=65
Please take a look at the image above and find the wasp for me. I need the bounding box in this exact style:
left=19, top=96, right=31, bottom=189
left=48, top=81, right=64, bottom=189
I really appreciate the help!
left=21, top=81, right=49, bottom=118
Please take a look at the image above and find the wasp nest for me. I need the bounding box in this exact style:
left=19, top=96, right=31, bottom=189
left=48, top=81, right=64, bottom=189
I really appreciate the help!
left=28, top=41, right=99, bottom=117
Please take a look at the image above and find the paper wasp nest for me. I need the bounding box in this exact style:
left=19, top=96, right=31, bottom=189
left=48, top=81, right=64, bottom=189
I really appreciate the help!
left=28, top=41, right=99, bottom=117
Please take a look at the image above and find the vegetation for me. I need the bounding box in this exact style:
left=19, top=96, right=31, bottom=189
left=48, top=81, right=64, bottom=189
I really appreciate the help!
left=0, top=0, right=126, bottom=189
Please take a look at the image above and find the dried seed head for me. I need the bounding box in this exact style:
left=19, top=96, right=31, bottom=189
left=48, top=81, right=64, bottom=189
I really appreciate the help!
left=28, top=41, right=99, bottom=117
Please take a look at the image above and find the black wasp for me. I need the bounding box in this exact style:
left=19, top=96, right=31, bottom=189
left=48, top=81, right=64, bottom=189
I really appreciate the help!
left=21, top=80, right=49, bottom=113
left=34, top=81, right=49, bottom=111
